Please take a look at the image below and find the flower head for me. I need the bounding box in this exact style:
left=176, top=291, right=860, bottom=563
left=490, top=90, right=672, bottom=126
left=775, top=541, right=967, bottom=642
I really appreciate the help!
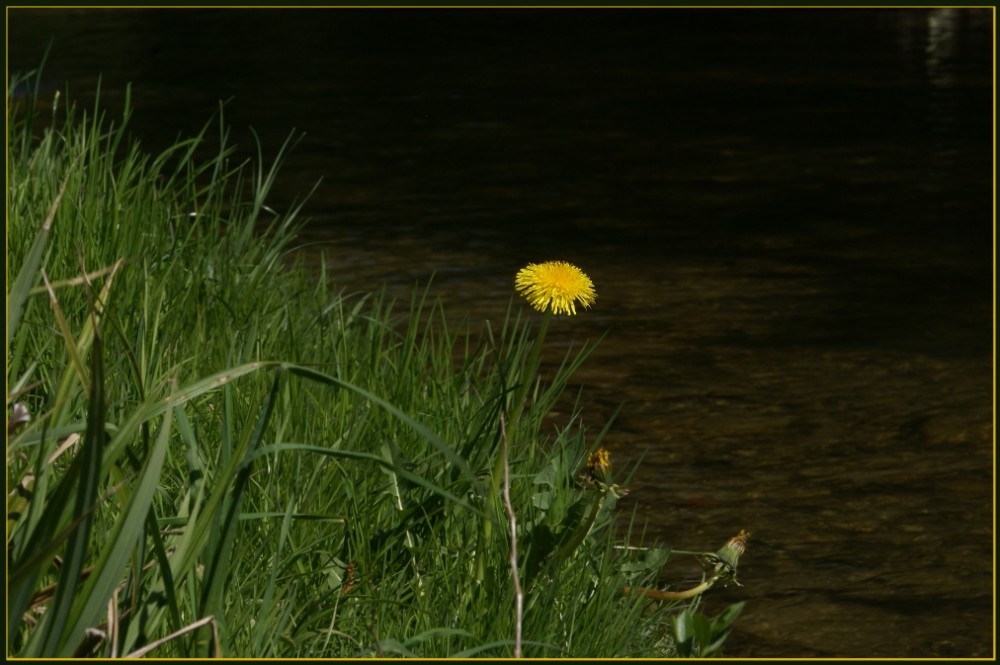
left=579, top=447, right=627, bottom=496
left=700, top=529, right=751, bottom=586
left=586, top=448, right=612, bottom=474
left=723, top=530, right=751, bottom=559
left=515, top=261, right=596, bottom=316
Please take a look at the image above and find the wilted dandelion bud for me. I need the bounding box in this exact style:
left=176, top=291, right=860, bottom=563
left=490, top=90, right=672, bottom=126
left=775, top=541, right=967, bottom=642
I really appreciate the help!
left=714, top=529, right=751, bottom=574
left=7, top=402, right=31, bottom=435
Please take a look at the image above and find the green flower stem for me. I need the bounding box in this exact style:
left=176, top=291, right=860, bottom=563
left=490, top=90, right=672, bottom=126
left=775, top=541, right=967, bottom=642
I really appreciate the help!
left=622, top=576, right=720, bottom=602
left=509, top=308, right=552, bottom=427
left=490, top=309, right=551, bottom=497
left=477, top=309, right=552, bottom=584
left=475, top=520, right=488, bottom=584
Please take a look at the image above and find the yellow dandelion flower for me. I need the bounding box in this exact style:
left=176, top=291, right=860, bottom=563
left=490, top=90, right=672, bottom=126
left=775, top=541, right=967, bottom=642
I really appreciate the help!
left=587, top=448, right=612, bottom=473
left=514, top=261, right=597, bottom=316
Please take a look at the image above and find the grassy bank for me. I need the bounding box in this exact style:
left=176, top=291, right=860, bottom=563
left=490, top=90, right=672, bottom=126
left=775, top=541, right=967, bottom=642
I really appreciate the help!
left=6, top=71, right=745, bottom=658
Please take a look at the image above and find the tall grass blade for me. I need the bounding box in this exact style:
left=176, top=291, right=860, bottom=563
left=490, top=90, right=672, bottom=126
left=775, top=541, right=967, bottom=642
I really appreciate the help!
left=40, top=269, right=91, bottom=399
left=244, top=443, right=485, bottom=520
left=251, top=497, right=295, bottom=657
left=200, top=368, right=283, bottom=656
left=58, top=402, right=174, bottom=656
left=6, top=161, right=75, bottom=349
left=451, top=639, right=565, bottom=658
left=282, top=363, right=486, bottom=500
left=37, top=308, right=106, bottom=656
left=101, top=361, right=276, bottom=471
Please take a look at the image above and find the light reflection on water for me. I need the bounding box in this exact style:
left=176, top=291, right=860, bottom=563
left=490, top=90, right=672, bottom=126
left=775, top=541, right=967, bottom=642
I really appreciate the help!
left=8, top=8, right=994, bottom=657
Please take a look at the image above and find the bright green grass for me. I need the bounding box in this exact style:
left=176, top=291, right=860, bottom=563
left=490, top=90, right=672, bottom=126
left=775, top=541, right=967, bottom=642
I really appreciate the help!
left=6, top=70, right=744, bottom=658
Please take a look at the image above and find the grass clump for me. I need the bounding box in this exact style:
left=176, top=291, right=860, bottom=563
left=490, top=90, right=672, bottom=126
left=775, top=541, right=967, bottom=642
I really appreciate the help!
left=6, top=70, right=746, bottom=658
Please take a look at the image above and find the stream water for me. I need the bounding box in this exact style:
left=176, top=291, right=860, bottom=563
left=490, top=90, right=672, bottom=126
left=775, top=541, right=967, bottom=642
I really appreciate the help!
left=7, top=8, right=994, bottom=658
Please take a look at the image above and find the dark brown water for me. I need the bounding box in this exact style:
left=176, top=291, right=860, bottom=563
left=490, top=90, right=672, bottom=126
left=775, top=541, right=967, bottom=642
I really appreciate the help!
left=8, top=8, right=994, bottom=658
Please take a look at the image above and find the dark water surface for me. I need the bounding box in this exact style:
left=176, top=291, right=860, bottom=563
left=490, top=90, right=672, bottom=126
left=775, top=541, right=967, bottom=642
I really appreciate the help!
left=8, top=8, right=994, bottom=658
